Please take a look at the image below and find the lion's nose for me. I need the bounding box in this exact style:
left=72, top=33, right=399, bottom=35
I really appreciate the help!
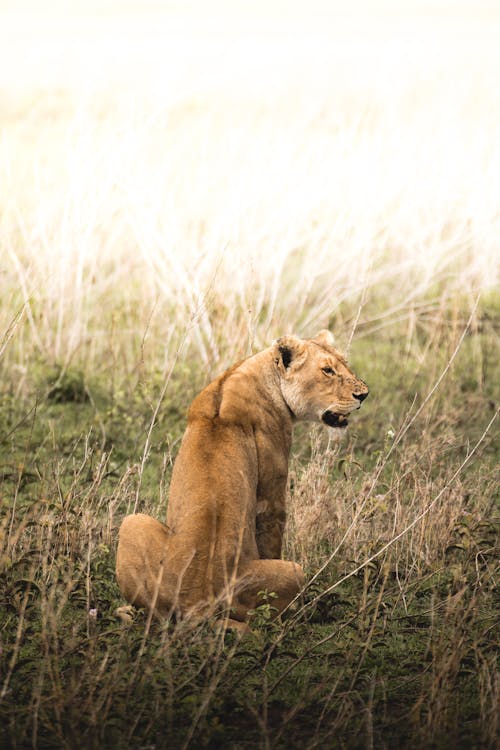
left=353, top=390, right=368, bottom=402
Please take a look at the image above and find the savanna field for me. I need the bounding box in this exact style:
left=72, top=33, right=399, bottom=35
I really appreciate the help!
left=0, top=2, right=499, bottom=748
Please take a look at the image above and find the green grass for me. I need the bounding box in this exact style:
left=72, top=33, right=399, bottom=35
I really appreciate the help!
left=0, top=301, right=498, bottom=750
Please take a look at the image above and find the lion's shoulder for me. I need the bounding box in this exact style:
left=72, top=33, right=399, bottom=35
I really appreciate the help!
left=187, top=351, right=279, bottom=430
left=188, top=358, right=248, bottom=423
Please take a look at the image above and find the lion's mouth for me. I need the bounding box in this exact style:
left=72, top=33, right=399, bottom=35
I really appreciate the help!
left=322, top=411, right=349, bottom=428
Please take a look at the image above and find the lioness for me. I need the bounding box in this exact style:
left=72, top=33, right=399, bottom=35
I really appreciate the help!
left=116, top=330, right=368, bottom=629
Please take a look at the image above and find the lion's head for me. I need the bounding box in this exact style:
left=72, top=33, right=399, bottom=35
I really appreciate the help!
left=275, top=329, right=368, bottom=434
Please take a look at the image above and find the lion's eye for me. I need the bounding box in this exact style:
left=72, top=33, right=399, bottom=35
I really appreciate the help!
left=322, top=366, right=336, bottom=376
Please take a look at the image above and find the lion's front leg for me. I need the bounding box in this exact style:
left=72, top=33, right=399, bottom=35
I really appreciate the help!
left=255, top=499, right=286, bottom=559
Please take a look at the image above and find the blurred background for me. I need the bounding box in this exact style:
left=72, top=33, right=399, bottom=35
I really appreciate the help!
left=1, top=0, right=499, bottom=376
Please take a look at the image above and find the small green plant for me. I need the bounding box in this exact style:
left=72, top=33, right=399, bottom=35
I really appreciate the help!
left=247, top=589, right=280, bottom=631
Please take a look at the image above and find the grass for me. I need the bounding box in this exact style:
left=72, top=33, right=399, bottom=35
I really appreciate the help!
left=1, top=301, right=498, bottom=749
left=0, top=2, right=499, bottom=748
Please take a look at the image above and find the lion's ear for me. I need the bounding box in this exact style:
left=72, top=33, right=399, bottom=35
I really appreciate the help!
left=311, top=329, right=335, bottom=347
left=274, top=335, right=304, bottom=370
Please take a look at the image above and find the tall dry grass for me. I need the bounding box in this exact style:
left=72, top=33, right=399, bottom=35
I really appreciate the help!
left=1, top=3, right=499, bottom=386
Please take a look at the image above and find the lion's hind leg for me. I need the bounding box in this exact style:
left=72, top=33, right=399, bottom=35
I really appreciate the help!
left=233, top=559, right=305, bottom=621
left=116, top=513, right=180, bottom=618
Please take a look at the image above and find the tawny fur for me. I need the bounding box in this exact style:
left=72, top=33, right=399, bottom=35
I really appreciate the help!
left=116, top=330, right=368, bottom=626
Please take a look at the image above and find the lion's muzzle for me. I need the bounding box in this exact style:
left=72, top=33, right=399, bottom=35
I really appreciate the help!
left=321, top=411, right=349, bottom=428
